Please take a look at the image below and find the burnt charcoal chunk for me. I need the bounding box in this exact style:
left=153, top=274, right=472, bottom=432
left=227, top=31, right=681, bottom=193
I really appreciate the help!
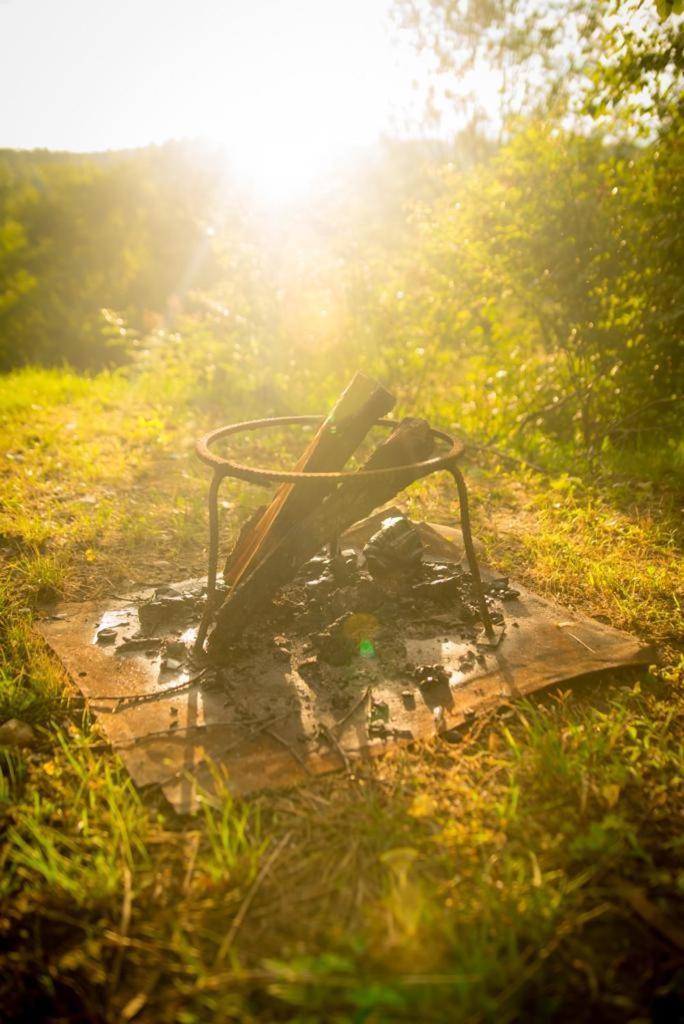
left=421, top=561, right=465, bottom=583
left=341, top=548, right=363, bottom=569
left=413, top=663, right=451, bottom=689
left=313, top=613, right=357, bottom=666
left=460, top=601, right=480, bottom=623
left=412, top=576, right=463, bottom=601
left=304, top=554, right=330, bottom=572
left=304, top=572, right=335, bottom=599
left=316, top=631, right=355, bottom=666
left=137, top=593, right=196, bottom=635
left=330, top=552, right=356, bottom=581
left=363, top=515, right=423, bottom=576
left=486, top=577, right=521, bottom=601
left=459, top=649, right=476, bottom=671
left=154, top=585, right=184, bottom=599
left=376, top=601, right=401, bottom=623
left=353, top=574, right=385, bottom=612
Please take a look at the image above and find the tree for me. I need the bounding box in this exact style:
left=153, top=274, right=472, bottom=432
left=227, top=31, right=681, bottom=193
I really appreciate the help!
left=0, top=145, right=228, bottom=370
left=394, top=0, right=684, bottom=135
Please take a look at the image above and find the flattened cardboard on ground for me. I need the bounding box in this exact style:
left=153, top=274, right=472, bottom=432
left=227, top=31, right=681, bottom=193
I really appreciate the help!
left=37, top=514, right=654, bottom=813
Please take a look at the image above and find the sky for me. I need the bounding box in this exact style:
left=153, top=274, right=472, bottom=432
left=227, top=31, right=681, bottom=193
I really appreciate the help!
left=0, top=0, right=438, bottom=196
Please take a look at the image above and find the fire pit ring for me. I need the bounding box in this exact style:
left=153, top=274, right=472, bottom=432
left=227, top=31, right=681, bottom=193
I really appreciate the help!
left=195, top=415, right=493, bottom=649
left=196, top=415, right=462, bottom=483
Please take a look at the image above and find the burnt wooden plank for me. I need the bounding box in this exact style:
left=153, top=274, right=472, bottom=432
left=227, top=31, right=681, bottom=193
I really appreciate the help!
left=208, top=417, right=436, bottom=654
left=223, top=372, right=395, bottom=587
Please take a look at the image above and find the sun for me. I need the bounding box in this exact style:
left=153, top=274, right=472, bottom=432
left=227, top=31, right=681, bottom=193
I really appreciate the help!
left=0, top=0, right=429, bottom=189
left=194, top=1, right=421, bottom=203
left=220, top=86, right=356, bottom=203
left=229, top=139, right=338, bottom=204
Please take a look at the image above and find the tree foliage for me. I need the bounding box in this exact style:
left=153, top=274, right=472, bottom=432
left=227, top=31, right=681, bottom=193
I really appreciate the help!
left=339, top=122, right=682, bottom=460
left=394, top=0, right=684, bottom=132
left=0, top=145, right=228, bottom=370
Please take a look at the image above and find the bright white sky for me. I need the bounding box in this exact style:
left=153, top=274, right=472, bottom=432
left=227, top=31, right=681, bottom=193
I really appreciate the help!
left=1, top=2, right=655, bottom=205
left=0, top=0, right=445, bottom=197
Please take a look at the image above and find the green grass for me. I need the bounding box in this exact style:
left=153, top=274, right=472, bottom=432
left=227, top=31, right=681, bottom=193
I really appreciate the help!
left=0, top=355, right=682, bottom=1022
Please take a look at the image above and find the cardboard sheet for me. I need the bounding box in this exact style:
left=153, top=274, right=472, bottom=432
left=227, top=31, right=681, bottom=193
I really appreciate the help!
left=37, top=515, right=654, bottom=812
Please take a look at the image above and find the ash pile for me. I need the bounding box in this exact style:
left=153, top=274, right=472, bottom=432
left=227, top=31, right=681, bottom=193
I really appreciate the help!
left=282, top=514, right=516, bottom=672
left=192, top=512, right=519, bottom=735
left=126, top=513, right=516, bottom=681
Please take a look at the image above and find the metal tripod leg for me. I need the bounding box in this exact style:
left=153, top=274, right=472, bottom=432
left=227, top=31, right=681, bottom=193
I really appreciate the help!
left=448, top=461, right=495, bottom=639
left=195, top=468, right=224, bottom=653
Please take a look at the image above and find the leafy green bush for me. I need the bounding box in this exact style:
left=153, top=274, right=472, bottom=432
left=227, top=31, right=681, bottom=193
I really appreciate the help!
left=338, top=118, right=683, bottom=463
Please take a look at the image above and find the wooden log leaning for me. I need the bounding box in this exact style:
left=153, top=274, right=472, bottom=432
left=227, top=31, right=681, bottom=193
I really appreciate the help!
left=207, top=417, right=437, bottom=656
left=222, top=372, right=395, bottom=587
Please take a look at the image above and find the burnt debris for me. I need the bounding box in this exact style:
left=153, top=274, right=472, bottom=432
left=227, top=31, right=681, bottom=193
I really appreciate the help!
left=138, top=585, right=200, bottom=635
left=363, top=515, right=424, bottom=576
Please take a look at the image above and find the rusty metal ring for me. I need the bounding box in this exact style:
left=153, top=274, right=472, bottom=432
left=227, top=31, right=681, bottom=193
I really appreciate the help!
left=193, top=414, right=494, bottom=650
left=195, top=415, right=463, bottom=485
